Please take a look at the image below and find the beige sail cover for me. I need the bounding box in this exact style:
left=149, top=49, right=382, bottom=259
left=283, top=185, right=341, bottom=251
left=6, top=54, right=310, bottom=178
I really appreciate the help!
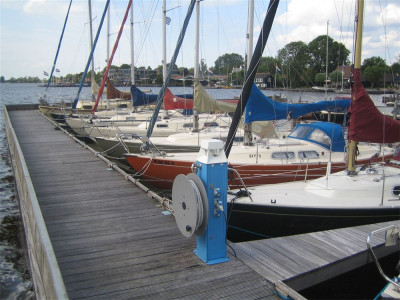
left=194, top=81, right=237, bottom=113
left=91, top=80, right=107, bottom=96
left=194, top=81, right=277, bottom=138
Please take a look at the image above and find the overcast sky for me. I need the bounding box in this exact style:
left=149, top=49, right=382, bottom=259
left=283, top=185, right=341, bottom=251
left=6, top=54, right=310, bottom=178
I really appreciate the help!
left=1, top=0, right=399, bottom=79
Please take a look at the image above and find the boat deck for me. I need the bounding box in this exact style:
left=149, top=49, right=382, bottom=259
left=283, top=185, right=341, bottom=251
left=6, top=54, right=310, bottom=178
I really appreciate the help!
left=5, top=105, right=399, bottom=299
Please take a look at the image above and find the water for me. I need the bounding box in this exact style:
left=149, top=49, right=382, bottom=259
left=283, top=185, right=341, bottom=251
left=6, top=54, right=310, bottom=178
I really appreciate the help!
left=0, top=83, right=394, bottom=298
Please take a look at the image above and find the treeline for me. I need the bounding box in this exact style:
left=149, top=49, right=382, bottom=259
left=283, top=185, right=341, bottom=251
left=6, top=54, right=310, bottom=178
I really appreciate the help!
left=3, top=34, right=399, bottom=88
left=210, top=35, right=400, bottom=89
left=1, top=76, right=41, bottom=83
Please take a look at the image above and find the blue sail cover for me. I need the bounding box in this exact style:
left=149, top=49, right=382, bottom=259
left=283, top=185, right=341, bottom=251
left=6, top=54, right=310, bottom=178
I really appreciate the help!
left=288, top=122, right=346, bottom=152
left=131, top=85, right=193, bottom=107
left=245, top=84, right=350, bottom=123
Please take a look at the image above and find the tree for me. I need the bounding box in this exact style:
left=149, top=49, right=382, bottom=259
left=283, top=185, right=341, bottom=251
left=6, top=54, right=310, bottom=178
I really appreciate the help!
left=257, top=56, right=277, bottom=73
left=213, top=53, right=244, bottom=75
left=178, top=67, right=189, bottom=76
left=391, top=62, right=400, bottom=74
left=166, top=63, right=179, bottom=73
left=329, top=70, right=343, bottom=87
left=277, top=41, right=312, bottom=88
left=315, top=73, right=326, bottom=86
left=120, top=63, right=130, bottom=69
left=364, top=65, right=384, bottom=88
left=361, top=56, right=386, bottom=71
left=228, top=69, right=245, bottom=86
left=155, top=73, right=163, bottom=85
left=308, top=35, right=350, bottom=75
left=199, top=59, right=208, bottom=79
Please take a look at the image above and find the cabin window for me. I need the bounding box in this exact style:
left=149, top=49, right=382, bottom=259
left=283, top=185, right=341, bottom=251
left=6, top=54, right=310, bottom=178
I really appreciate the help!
left=309, top=129, right=331, bottom=148
left=204, top=122, right=219, bottom=127
left=288, top=126, right=313, bottom=139
left=183, top=123, right=193, bottom=128
left=117, top=104, right=128, bottom=109
left=82, top=105, right=92, bottom=109
left=156, top=124, right=168, bottom=128
left=216, top=136, right=244, bottom=142
left=125, top=117, right=136, bottom=121
left=298, top=151, right=320, bottom=159
left=393, top=186, right=400, bottom=196
left=271, top=152, right=295, bottom=159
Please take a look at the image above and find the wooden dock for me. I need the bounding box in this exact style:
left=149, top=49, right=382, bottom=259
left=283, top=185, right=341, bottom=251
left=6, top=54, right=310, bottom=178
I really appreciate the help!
left=5, top=105, right=399, bottom=299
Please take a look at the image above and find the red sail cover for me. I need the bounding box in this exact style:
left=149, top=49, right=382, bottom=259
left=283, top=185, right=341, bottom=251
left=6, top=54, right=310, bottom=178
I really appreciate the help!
left=163, top=88, right=194, bottom=110
left=106, top=78, right=131, bottom=100
left=348, top=68, right=400, bottom=143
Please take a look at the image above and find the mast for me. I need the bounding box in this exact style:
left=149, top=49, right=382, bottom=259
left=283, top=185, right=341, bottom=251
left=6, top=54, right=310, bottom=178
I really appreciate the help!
left=325, top=20, right=329, bottom=100
left=107, top=3, right=110, bottom=62
left=244, top=0, right=254, bottom=146
left=347, top=0, right=364, bottom=174
left=72, top=0, right=110, bottom=109
left=92, top=0, right=132, bottom=113
left=194, top=0, right=200, bottom=80
left=162, top=0, right=167, bottom=83
left=142, top=0, right=196, bottom=150
left=224, top=0, right=279, bottom=157
left=88, top=0, right=96, bottom=100
left=130, top=1, right=135, bottom=85
left=246, top=0, right=254, bottom=69
left=192, top=0, right=200, bottom=132
left=341, top=62, right=344, bottom=91
left=44, top=0, right=73, bottom=95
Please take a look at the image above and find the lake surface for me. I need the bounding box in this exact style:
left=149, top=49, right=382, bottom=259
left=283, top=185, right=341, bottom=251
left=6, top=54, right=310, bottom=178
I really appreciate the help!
left=0, top=83, right=395, bottom=298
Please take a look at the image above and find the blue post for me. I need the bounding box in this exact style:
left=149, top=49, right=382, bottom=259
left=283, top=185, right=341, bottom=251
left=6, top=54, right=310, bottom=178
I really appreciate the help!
left=194, top=140, right=230, bottom=264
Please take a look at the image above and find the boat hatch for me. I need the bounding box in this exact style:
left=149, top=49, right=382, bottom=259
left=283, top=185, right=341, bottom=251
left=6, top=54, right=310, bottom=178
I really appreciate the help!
left=156, top=124, right=168, bottom=128
left=183, top=123, right=194, bottom=128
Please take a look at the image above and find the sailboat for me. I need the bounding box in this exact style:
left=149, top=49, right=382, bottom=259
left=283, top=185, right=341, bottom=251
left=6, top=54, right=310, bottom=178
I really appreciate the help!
left=123, top=0, right=394, bottom=191
left=124, top=120, right=392, bottom=190
left=91, top=81, right=242, bottom=156
left=40, top=0, right=127, bottom=121
left=226, top=0, right=400, bottom=241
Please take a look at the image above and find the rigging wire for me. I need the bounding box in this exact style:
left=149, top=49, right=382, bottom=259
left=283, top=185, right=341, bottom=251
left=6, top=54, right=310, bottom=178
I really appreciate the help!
left=135, top=0, right=159, bottom=68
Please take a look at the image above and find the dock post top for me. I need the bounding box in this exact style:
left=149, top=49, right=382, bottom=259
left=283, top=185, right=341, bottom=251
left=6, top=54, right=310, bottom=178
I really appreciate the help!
left=197, top=139, right=227, bottom=165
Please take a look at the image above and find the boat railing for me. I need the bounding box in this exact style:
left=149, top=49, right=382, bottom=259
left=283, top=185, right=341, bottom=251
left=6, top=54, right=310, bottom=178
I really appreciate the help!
left=366, top=225, right=400, bottom=292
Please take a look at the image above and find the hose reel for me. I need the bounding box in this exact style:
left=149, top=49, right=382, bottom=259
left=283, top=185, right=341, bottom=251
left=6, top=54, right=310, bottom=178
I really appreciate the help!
left=172, top=173, right=209, bottom=237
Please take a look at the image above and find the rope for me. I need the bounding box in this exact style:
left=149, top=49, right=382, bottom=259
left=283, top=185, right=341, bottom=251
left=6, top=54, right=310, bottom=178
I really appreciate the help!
left=132, top=156, right=153, bottom=177
left=274, top=289, right=293, bottom=300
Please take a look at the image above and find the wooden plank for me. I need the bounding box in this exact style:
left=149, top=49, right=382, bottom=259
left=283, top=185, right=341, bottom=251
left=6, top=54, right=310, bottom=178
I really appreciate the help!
left=8, top=109, right=279, bottom=299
